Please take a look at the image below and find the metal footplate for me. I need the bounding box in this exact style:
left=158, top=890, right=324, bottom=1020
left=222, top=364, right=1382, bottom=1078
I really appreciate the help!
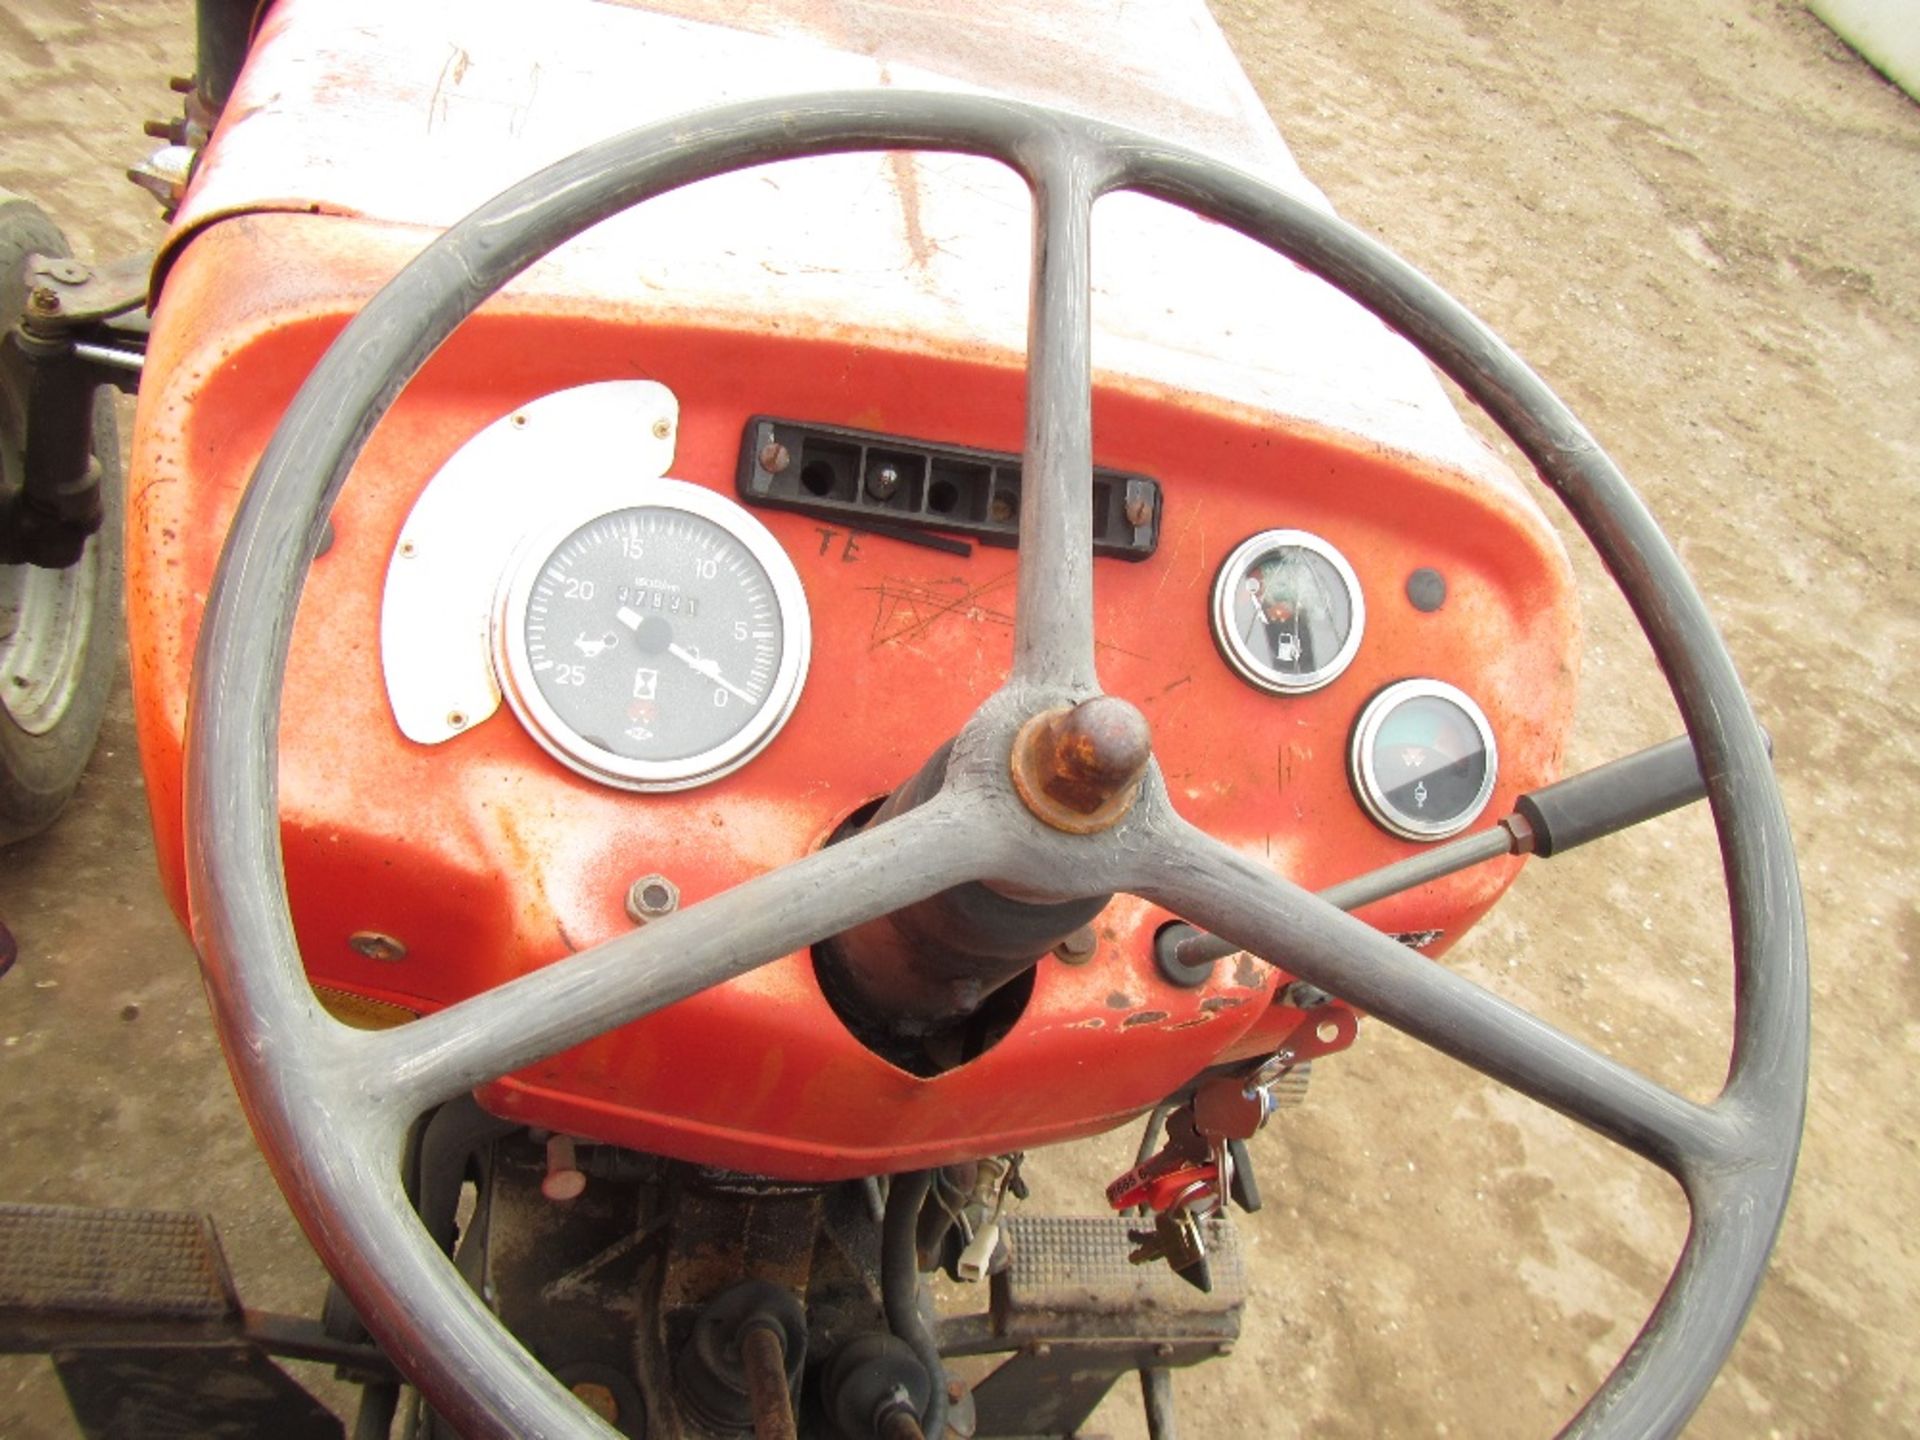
left=962, top=1214, right=1244, bottom=1437
left=0, top=1202, right=345, bottom=1439
left=0, top=1202, right=239, bottom=1346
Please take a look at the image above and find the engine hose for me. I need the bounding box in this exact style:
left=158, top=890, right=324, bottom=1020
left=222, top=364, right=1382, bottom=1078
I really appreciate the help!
left=881, top=1171, right=950, bottom=1440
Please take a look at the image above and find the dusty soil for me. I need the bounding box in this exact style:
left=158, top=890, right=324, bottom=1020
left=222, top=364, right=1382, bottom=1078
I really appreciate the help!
left=2, top=1, right=1915, bottom=1437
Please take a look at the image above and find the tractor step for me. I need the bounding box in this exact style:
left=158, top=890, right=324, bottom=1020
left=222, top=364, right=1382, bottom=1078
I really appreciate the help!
left=961, top=1214, right=1244, bottom=1439
left=0, top=1201, right=346, bottom=1440
left=0, top=1201, right=238, bottom=1346
left=997, top=1212, right=1244, bottom=1336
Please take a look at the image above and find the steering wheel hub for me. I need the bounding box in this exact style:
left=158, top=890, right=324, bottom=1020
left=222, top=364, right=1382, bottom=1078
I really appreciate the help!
left=1008, top=694, right=1153, bottom=834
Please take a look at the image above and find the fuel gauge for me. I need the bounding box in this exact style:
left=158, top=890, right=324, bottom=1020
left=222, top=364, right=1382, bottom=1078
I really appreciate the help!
left=1212, top=529, right=1365, bottom=694
left=1350, top=679, right=1498, bottom=841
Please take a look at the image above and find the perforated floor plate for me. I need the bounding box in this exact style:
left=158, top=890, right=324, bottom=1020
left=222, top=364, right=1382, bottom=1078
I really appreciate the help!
left=0, top=1202, right=237, bottom=1325
left=1000, top=1212, right=1244, bottom=1322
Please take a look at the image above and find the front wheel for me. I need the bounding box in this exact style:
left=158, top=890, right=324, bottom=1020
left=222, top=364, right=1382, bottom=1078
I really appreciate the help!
left=0, top=189, right=121, bottom=846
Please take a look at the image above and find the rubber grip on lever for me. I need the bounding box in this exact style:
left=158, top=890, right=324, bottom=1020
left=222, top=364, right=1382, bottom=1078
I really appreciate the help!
left=1514, top=730, right=1772, bottom=859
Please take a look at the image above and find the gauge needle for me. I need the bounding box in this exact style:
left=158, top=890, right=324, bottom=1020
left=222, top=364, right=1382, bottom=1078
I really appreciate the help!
left=614, top=607, right=758, bottom=704
left=667, top=642, right=756, bottom=705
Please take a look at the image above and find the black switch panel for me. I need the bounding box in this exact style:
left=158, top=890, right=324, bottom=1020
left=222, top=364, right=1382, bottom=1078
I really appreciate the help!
left=737, top=417, right=1161, bottom=560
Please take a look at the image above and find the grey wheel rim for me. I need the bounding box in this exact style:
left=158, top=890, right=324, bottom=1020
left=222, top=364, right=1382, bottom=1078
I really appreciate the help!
left=0, top=544, right=99, bottom=736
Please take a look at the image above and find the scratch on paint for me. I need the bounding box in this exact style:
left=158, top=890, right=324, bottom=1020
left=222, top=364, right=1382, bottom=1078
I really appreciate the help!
left=888, top=152, right=938, bottom=272
left=862, top=573, right=1016, bottom=649
left=427, top=45, right=471, bottom=132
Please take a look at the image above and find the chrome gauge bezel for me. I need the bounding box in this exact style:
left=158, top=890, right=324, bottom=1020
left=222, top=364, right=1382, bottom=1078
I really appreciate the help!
left=1210, top=528, right=1367, bottom=694
left=493, top=478, right=811, bottom=792
left=1349, top=677, right=1499, bottom=842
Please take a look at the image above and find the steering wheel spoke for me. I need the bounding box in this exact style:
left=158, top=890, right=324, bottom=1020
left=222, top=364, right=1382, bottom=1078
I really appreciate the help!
left=1008, top=142, right=1107, bottom=695
left=1134, top=807, right=1739, bottom=1177
left=353, top=791, right=1004, bottom=1117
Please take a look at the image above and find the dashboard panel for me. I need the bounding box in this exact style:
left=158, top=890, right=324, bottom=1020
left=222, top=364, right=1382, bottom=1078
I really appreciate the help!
left=125, top=212, right=1579, bottom=1179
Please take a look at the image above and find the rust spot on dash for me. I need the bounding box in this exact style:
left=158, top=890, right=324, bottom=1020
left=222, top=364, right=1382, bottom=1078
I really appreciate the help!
left=1232, top=956, right=1265, bottom=990
left=1105, top=991, right=1136, bottom=1010
left=1122, top=1010, right=1171, bottom=1029
left=1199, top=996, right=1246, bottom=1013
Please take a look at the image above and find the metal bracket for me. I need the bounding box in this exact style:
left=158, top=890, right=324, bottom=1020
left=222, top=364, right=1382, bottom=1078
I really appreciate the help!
left=20, top=253, right=148, bottom=333
left=379, top=380, right=679, bottom=746
left=1, top=253, right=149, bottom=567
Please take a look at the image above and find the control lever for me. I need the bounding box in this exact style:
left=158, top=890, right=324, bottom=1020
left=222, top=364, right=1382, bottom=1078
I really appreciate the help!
left=1158, top=730, right=1773, bottom=976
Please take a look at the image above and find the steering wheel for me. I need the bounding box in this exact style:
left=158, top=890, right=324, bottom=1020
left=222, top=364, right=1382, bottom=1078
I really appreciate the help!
left=184, top=92, right=1806, bottom=1440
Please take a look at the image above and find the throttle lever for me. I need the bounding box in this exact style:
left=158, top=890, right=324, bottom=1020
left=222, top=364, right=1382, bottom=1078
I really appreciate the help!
left=1159, top=730, right=1773, bottom=977
left=1510, top=729, right=1772, bottom=857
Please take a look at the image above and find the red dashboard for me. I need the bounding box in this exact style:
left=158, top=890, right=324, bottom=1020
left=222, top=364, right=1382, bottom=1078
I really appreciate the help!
left=125, top=212, right=1578, bottom=1178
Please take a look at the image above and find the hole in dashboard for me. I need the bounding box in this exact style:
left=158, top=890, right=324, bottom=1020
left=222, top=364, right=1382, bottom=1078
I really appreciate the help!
left=808, top=794, right=1034, bottom=1079
left=798, top=438, right=859, bottom=500
left=800, top=460, right=836, bottom=497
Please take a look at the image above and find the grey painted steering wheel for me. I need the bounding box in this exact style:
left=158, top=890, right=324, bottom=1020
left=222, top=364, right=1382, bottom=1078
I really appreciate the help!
left=183, top=93, right=1807, bottom=1439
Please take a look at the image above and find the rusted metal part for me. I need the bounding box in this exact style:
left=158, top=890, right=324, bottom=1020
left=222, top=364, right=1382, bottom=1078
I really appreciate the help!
left=1009, top=698, right=1151, bottom=834
left=1052, top=926, right=1097, bottom=964
left=877, top=1404, right=928, bottom=1440
left=625, top=873, right=681, bottom=925
left=740, top=1321, right=798, bottom=1440
left=347, top=931, right=406, bottom=963
left=675, top=1280, right=808, bottom=1437
left=18, top=253, right=147, bottom=332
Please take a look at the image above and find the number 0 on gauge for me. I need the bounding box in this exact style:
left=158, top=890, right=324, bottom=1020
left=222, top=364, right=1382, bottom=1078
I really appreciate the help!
left=493, top=480, right=811, bottom=791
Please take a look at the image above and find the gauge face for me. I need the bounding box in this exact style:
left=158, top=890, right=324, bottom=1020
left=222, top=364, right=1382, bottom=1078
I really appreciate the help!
left=494, top=481, right=810, bottom=791
left=1212, top=530, right=1365, bottom=693
left=1350, top=679, right=1498, bottom=841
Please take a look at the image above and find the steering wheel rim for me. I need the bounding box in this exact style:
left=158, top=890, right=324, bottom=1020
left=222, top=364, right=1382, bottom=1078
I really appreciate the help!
left=182, top=91, right=1807, bottom=1440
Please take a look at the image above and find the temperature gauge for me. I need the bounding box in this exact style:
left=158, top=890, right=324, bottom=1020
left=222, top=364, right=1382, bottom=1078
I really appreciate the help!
left=1349, top=679, right=1498, bottom=841
left=493, top=480, right=810, bottom=791
left=1211, top=529, right=1365, bottom=694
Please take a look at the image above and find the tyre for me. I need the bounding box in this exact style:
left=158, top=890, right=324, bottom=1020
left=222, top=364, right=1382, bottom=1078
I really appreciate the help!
left=0, top=188, right=122, bottom=846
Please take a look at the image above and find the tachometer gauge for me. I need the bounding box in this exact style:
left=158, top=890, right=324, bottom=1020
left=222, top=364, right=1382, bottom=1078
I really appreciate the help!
left=1212, top=529, right=1365, bottom=693
left=1350, top=678, right=1498, bottom=841
left=494, top=480, right=809, bottom=791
